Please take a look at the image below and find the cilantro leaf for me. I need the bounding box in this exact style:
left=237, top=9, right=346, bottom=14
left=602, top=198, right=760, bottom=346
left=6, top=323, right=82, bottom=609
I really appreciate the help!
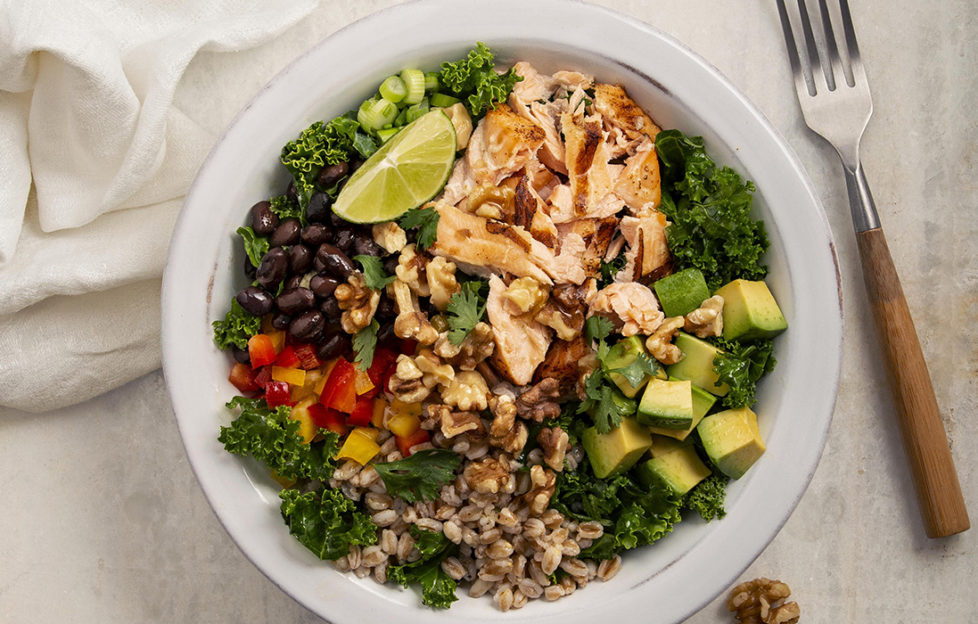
left=281, top=115, right=360, bottom=208
left=584, top=315, right=614, bottom=344
left=446, top=280, right=487, bottom=345
left=437, top=42, right=522, bottom=118
left=604, top=352, right=659, bottom=388
left=279, top=487, right=378, bottom=561
left=219, top=396, right=340, bottom=482
left=236, top=226, right=269, bottom=269
left=388, top=526, right=459, bottom=609
left=372, top=449, right=462, bottom=503
left=577, top=370, right=635, bottom=434
left=352, top=319, right=379, bottom=371
left=655, top=129, right=769, bottom=290
left=682, top=473, right=728, bottom=522
left=212, top=298, right=261, bottom=350
left=268, top=194, right=304, bottom=224
left=398, top=205, right=440, bottom=251
left=354, top=255, right=396, bottom=290
left=712, top=337, right=776, bottom=408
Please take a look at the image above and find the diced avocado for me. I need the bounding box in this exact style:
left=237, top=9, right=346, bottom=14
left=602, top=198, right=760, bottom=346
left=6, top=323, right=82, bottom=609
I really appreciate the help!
left=666, top=332, right=729, bottom=396
left=603, top=336, right=660, bottom=398
left=653, top=268, right=711, bottom=317
left=636, top=436, right=712, bottom=495
left=713, top=279, right=788, bottom=341
left=581, top=417, right=653, bottom=479
left=697, top=406, right=766, bottom=479
left=648, top=379, right=717, bottom=440
left=636, top=378, right=693, bottom=430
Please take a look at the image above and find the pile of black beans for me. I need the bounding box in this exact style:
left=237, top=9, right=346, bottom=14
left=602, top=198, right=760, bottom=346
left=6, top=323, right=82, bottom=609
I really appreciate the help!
left=232, top=162, right=400, bottom=364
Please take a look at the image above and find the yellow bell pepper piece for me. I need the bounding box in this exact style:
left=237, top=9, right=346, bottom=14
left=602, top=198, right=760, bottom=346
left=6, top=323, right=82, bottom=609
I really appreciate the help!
left=354, top=368, right=375, bottom=395
left=291, top=368, right=323, bottom=402
left=270, top=470, right=297, bottom=488
left=387, top=412, right=421, bottom=438
left=336, top=428, right=381, bottom=465
left=353, top=426, right=381, bottom=441
left=266, top=330, right=287, bottom=354
left=289, top=397, right=318, bottom=444
left=371, top=398, right=388, bottom=428
left=271, top=366, right=306, bottom=387
left=389, top=399, right=423, bottom=417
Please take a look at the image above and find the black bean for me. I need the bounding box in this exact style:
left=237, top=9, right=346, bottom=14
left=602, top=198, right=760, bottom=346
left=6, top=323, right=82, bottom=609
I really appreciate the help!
left=310, top=273, right=340, bottom=299
left=300, top=223, right=330, bottom=247
left=316, top=330, right=347, bottom=361
left=353, top=234, right=383, bottom=257
left=350, top=159, right=364, bottom=172
left=270, top=219, right=301, bottom=247
left=382, top=255, right=400, bottom=276
left=289, top=310, right=324, bottom=341
left=236, top=285, right=274, bottom=316
left=377, top=322, right=397, bottom=345
left=376, top=296, right=396, bottom=320
left=306, top=192, right=332, bottom=224
left=333, top=228, right=354, bottom=253
left=316, top=162, right=349, bottom=188
left=313, top=243, right=355, bottom=279
left=232, top=347, right=251, bottom=364
left=276, top=287, right=315, bottom=315
left=243, top=255, right=257, bottom=279
left=330, top=211, right=350, bottom=228
left=272, top=313, right=292, bottom=330
left=319, top=296, right=340, bottom=320
left=256, top=247, right=288, bottom=289
left=250, top=200, right=278, bottom=236
left=289, top=244, right=313, bottom=274
left=283, top=274, right=302, bottom=291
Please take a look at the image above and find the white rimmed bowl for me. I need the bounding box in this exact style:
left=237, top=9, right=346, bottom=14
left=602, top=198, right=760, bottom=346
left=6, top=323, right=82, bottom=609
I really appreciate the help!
left=162, top=1, right=842, bottom=622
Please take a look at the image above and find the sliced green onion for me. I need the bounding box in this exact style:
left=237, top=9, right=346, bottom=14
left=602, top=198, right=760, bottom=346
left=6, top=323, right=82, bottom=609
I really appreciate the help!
left=376, top=127, right=400, bottom=144
left=424, top=71, right=440, bottom=92
left=400, top=68, right=426, bottom=105
left=404, top=98, right=429, bottom=123
left=357, top=97, right=398, bottom=131
left=394, top=108, right=409, bottom=127
left=430, top=93, right=461, bottom=108
left=379, top=75, right=407, bottom=103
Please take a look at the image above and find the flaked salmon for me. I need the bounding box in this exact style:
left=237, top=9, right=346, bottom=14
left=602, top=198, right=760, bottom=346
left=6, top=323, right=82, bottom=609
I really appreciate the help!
left=592, top=83, right=663, bottom=143
left=486, top=275, right=552, bottom=385
left=619, top=213, right=671, bottom=281
left=467, top=104, right=545, bottom=186
left=588, top=282, right=665, bottom=337
left=614, top=138, right=662, bottom=215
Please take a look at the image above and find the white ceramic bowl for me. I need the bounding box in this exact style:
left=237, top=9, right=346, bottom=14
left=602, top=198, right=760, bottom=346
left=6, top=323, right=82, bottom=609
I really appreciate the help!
left=162, top=1, right=842, bottom=622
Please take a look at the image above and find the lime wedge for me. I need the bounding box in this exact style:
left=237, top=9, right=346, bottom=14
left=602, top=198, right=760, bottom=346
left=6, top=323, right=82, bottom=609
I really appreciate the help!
left=332, top=110, right=457, bottom=223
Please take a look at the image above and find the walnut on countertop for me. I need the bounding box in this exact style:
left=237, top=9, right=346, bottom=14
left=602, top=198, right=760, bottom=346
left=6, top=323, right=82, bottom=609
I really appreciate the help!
left=334, top=272, right=381, bottom=334
left=395, top=243, right=430, bottom=297
left=432, top=322, right=494, bottom=371
left=488, top=394, right=528, bottom=455
left=685, top=294, right=724, bottom=338
left=646, top=316, right=684, bottom=365
left=536, top=427, right=569, bottom=472
left=441, top=370, right=490, bottom=412
left=727, top=578, right=800, bottom=624
left=516, top=378, right=561, bottom=422
left=390, top=279, right=438, bottom=345
left=522, top=464, right=556, bottom=515
left=462, top=456, right=512, bottom=494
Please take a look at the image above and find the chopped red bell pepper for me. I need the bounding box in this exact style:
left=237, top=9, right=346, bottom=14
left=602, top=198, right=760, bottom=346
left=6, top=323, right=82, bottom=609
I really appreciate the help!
left=396, top=428, right=430, bottom=457
left=347, top=396, right=374, bottom=427
left=274, top=345, right=301, bottom=369
left=248, top=334, right=277, bottom=369
left=228, top=362, right=259, bottom=393
left=293, top=343, right=322, bottom=370
left=264, top=380, right=293, bottom=408
left=308, top=403, right=348, bottom=436
left=398, top=339, right=418, bottom=356
left=319, top=357, right=357, bottom=414
left=252, top=366, right=272, bottom=390
left=367, top=348, right=397, bottom=386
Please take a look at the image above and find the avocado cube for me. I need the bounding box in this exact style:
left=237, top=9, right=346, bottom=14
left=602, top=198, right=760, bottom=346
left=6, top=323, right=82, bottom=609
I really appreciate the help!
left=636, top=436, right=712, bottom=495
left=713, top=279, right=787, bottom=341
left=603, top=336, right=661, bottom=398
left=637, top=378, right=694, bottom=429
left=581, top=417, right=653, bottom=479
left=648, top=380, right=717, bottom=440
left=666, top=332, right=729, bottom=396
left=697, top=406, right=766, bottom=479
left=653, top=268, right=711, bottom=317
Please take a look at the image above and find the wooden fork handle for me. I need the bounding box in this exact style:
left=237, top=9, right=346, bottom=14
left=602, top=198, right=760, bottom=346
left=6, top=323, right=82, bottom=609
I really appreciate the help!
left=856, top=227, right=969, bottom=537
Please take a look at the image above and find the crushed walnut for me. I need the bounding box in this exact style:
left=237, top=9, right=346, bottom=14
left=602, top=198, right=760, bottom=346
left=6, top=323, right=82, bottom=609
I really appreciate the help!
left=462, top=455, right=512, bottom=494
left=388, top=349, right=454, bottom=403
left=522, top=464, right=556, bottom=515
left=441, top=370, right=490, bottom=412
left=685, top=294, right=725, bottom=338
left=395, top=243, right=430, bottom=297
left=467, top=183, right=516, bottom=221
left=646, top=315, right=685, bottom=365
left=335, top=272, right=381, bottom=334
left=371, top=221, right=407, bottom=254
left=503, top=277, right=549, bottom=315
left=516, top=378, right=561, bottom=422
left=487, top=395, right=528, bottom=455
left=536, top=427, right=569, bottom=472
left=432, top=322, right=494, bottom=371
left=727, top=578, right=800, bottom=624
left=427, top=256, right=461, bottom=311
left=390, top=279, right=439, bottom=345
left=437, top=407, right=485, bottom=439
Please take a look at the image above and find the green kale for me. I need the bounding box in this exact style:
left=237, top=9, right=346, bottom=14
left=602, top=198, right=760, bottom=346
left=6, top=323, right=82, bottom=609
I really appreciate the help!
left=219, top=396, right=340, bottom=482
left=352, top=319, right=379, bottom=371
left=682, top=473, right=728, bottom=522
left=236, top=226, right=269, bottom=269
left=398, top=205, right=440, bottom=251
left=354, top=255, right=396, bottom=290
left=655, top=129, right=769, bottom=291
left=280, top=115, right=370, bottom=208
left=372, top=449, right=462, bottom=503
left=212, top=298, right=261, bottom=351
left=279, top=487, right=378, bottom=561
left=388, top=526, right=458, bottom=609
left=437, top=42, right=522, bottom=118
left=446, top=280, right=488, bottom=345
left=712, top=337, right=776, bottom=408
left=268, top=194, right=304, bottom=224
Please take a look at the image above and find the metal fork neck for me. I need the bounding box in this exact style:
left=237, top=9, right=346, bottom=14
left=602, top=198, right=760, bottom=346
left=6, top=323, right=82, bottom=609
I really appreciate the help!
left=844, top=160, right=881, bottom=232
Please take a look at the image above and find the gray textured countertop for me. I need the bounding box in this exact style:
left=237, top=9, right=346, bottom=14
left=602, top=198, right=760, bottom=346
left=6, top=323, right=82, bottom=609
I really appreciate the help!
left=2, top=1, right=975, bottom=622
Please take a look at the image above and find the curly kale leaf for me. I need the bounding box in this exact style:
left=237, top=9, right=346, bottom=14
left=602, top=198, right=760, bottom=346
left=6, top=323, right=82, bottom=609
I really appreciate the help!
left=219, top=397, right=339, bottom=482
left=655, top=129, right=769, bottom=291
left=437, top=42, right=522, bottom=118
left=280, top=115, right=374, bottom=208
left=388, top=526, right=459, bottom=609
left=279, top=488, right=377, bottom=561
left=682, top=473, right=728, bottom=522
left=268, top=194, right=304, bottom=224
left=712, top=337, right=776, bottom=408
left=372, top=449, right=462, bottom=503
left=212, top=298, right=261, bottom=350
left=236, top=226, right=269, bottom=269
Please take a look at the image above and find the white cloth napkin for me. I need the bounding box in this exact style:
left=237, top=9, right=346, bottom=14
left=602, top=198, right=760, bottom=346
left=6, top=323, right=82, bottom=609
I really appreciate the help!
left=0, top=0, right=319, bottom=412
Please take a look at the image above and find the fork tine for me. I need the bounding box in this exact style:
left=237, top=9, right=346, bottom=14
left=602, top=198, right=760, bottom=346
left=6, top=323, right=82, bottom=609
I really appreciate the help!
left=837, top=0, right=870, bottom=86
left=795, top=0, right=834, bottom=92
left=775, top=0, right=815, bottom=97
left=816, top=0, right=849, bottom=87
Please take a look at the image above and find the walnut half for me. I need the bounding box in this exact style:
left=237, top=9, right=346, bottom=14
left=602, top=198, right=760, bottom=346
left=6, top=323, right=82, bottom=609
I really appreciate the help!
left=462, top=456, right=512, bottom=494
left=516, top=378, right=561, bottom=422
left=727, top=578, right=800, bottom=624
left=537, top=427, right=569, bottom=472
left=335, top=272, right=380, bottom=334
left=685, top=294, right=724, bottom=338
left=488, top=395, right=528, bottom=455
left=646, top=316, right=684, bottom=365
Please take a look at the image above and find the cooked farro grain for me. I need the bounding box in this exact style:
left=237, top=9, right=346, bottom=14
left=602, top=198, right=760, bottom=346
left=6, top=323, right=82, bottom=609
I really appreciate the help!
left=441, top=556, right=467, bottom=580
left=597, top=555, right=623, bottom=581
left=371, top=509, right=398, bottom=527
left=493, top=585, right=514, bottom=611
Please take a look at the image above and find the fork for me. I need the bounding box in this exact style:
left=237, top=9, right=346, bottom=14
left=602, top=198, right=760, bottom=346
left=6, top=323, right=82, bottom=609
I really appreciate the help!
left=776, top=0, right=969, bottom=538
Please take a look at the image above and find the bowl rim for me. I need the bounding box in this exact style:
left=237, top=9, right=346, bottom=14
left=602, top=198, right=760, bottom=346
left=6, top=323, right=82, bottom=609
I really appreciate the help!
left=162, top=1, right=842, bottom=622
